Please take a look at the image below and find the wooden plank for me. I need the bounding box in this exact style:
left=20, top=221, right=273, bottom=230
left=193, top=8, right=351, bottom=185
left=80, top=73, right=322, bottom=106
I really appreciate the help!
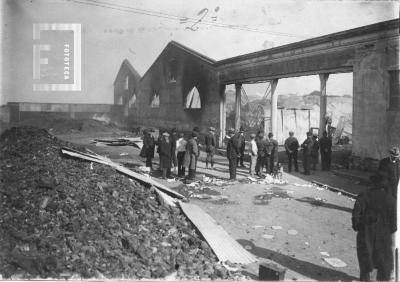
left=179, top=202, right=258, bottom=264
left=311, top=180, right=357, bottom=198
left=154, top=188, right=178, bottom=208
left=61, top=147, right=185, bottom=199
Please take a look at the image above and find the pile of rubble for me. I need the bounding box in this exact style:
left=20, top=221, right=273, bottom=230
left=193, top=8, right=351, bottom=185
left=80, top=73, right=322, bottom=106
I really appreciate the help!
left=0, top=127, right=231, bottom=279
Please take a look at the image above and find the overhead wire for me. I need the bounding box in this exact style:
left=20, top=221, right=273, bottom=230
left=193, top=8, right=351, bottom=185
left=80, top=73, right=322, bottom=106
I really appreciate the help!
left=61, top=0, right=309, bottom=38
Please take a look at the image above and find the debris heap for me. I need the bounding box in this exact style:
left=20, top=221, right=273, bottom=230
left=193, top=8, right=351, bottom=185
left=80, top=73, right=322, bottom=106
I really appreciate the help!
left=0, top=127, right=229, bottom=279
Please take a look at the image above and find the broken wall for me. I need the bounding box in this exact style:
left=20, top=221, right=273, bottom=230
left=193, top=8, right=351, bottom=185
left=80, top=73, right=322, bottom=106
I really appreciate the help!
left=131, top=47, right=219, bottom=132
left=352, top=35, right=399, bottom=161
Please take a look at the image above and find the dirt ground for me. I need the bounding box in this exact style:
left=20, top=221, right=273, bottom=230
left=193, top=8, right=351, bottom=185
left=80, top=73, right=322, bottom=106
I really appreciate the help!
left=55, top=128, right=371, bottom=281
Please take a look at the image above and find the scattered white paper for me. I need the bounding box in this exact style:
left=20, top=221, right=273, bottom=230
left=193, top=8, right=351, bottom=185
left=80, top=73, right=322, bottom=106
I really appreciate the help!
left=324, top=258, right=347, bottom=268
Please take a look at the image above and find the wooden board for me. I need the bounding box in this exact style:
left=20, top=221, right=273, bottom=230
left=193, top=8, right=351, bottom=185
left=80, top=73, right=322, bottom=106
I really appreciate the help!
left=61, top=147, right=185, bottom=199
left=180, top=202, right=258, bottom=264
left=311, top=180, right=357, bottom=198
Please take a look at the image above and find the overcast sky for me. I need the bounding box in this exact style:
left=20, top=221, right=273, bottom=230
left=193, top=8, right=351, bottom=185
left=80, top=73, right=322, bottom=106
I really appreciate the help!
left=1, top=0, right=398, bottom=104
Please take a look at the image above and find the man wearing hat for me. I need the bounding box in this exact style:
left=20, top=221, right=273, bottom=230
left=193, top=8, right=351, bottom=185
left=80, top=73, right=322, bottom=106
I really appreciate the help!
left=159, top=132, right=173, bottom=179
left=169, top=128, right=178, bottom=172
left=284, top=131, right=300, bottom=173
left=310, top=134, right=320, bottom=171
left=176, top=133, right=187, bottom=177
left=352, top=173, right=396, bottom=281
left=226, top=128, right=240, bottom=180
left=139, top=128, right=155, bottom=170
left=248, top=133, right=258, bottom=176
left=301, top=131, right=314, bottom=175
left=237, top=126, right=246, bottom=168
left=183, top=131, right=200, bottom=181
left=378, top=146, right=400, bottom=198
left=319, top=131, right=332, bottom=171
left=255, top=132, right=268, bottom=177
left=205, top=126, right=217, bottom=170
left=268, top=132, right=278, bottom=174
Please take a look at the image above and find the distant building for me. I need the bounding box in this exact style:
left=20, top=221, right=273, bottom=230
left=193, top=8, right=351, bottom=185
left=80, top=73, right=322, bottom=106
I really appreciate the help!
left=113, top=59, right=141, bottom=118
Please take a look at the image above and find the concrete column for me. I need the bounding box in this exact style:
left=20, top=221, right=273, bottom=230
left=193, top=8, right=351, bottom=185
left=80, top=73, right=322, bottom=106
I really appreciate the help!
left=219, top=84, right=226, bottom=147
left=319, top=73, right=329, bottom=136
left=270, top=79, right=279, bottom=136
left=234, top=83, right=242, bottom=131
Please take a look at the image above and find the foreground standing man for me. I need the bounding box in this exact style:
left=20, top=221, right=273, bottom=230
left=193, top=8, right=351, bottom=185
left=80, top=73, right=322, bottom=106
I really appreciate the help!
left=319, top=131, right=332, bottom=171
left=205, top=127, right=217, bottom=170
left=237, top=126, right=246, bottom=167
left=183, top=131, right=199, bottom=181
left=310, top=134, right=320, bottom=171
left=378, top=146, right=400, bottom=199
left=248, top=133, right=258, bottom=176
left=226, top=128, right=240, bottom=180
left=176, top=133, right=187, bottom=177
left=352, top=174, right=397, bottom=281
left=159, top=132, right=172, bottom=179
left=284, top=131, right=299, bottom=173
left=301, top=132, right=313, bottom=175
left=255, top=132, right=267, bottom=177
left=139, top=128, right=155, bottom=170
left=268, top=133, right=278, bottom=174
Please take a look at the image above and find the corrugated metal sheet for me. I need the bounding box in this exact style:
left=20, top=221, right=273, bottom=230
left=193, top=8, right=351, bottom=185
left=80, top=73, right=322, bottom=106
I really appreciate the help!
left=180, top=202, right=258, bottom=264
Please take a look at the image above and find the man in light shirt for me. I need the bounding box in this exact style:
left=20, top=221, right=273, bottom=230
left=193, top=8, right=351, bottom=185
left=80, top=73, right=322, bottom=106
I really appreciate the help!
left=248, top=133, right=258, bottom=176
left=176, top=133, right=187, bottom=177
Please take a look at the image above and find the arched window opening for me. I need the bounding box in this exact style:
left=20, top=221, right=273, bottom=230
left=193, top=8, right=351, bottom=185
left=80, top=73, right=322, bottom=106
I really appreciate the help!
left=124, top=76, right=129, bottom=90
left=184, top=86, right=201, bottom=109
left=129, top=93, right=137, bottom=108
left=151, top=91, right=160, bottom=108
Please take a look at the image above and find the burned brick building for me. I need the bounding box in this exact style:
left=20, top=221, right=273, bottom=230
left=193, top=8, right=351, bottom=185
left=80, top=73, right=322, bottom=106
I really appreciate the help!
left=120, top=19, right=399, bottom=166
left=113, top=59, right=141, bottom=118
left=129, top=41, right=220, bottom=132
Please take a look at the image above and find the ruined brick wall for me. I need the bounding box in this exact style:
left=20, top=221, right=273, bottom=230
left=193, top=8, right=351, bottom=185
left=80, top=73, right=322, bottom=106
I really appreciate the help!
left=131, top=46, right=219, bottom=133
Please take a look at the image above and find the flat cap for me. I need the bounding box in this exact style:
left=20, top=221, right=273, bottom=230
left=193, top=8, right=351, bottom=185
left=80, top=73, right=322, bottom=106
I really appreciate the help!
left=389, top=146, right=400, bottom=157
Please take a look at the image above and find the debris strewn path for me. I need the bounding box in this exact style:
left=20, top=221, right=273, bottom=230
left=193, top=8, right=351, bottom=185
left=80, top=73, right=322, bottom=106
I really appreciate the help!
left=59, top=130, right=366, bottom=281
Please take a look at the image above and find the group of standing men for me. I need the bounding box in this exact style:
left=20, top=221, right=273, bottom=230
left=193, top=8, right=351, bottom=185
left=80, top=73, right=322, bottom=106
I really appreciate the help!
left=140, top=126, right=334, bottom=180
left=284, top=130, right=332, bottom=175
left=140, top=127, right=210, bottom=181
left=226, top=127, right=279, bottom=180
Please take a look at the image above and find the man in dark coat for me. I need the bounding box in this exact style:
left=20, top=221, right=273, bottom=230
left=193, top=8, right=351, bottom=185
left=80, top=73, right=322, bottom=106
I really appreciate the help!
left=205, top=127, right=217, bottom=169
left=237, top=126, right=246, bottom=167
left=169, top=128, right=178, bottom=170
left=378, top=146, right=400, bottom=199
left=284, top=131, right=299, bottom=173
left=352, top=173, right=397, bottom=281
left=319, top=131, right=332, bottom=171
left=139, top=128, right=155, bottom=170
left=159, top=132, right=172, bottom=179
left=183, top=131, right=199, bottom=180
left=301, top=132, right=313, bottom=175
left=310, top=134, right=319, bottom=170
left=255, top=132, right=268, bottom=177
left=226, top=128, right=240, bottom=180
left=268, top=133, right=278, bottom=174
